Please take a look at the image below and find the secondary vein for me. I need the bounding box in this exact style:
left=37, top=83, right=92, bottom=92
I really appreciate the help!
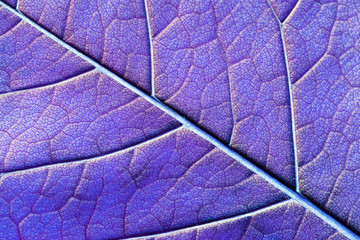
left=143, top=0, right=156, bottom=98
left=0, top=126, right=183, bottom=176
left=124, top=199, right=291, bottom=240
left=266, top=0, right=301, bottom=194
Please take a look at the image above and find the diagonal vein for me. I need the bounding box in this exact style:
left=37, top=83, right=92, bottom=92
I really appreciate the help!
left=209, top=3, right=236, bottom=145
left=123, top=199, right=291, bottom=240
left=0, top=68, right=96, bottom=97
left=0, top=126, right=183, bottom=176
left=0, top=2, right=358, bottom=239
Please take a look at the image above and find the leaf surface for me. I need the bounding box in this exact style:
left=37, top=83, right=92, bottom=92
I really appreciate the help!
left=0, top=7, right=93, bottom=93
left=0, top=128, right=287, bottom=239
left=0, top=0, right=359, bottom=239
left=19, top=0, right=152, bottom=93
left=148, top=0, right=295, bottom=185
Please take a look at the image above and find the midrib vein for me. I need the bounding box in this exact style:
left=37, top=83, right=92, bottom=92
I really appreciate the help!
left=0, top=2, right=358, bottom=239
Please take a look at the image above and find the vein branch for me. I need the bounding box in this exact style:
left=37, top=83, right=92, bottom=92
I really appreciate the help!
left=282, top=0, right=301, bottom=23
left=0, top=126, right=183, bottom=176
left=15, top=0, right=19, bottom=11
left=0, top=68, right=96, bottom=97
left=143, top=0, right=156, bottom=98
left=1, top=2, right=358, bottom=239
left=266, top=0, right=301, bottom=194
left=124, top=199, right=291, bottom=239
left=210, top=3, right=236, bottom=145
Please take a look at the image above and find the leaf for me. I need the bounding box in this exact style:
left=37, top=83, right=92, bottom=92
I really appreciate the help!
left=0, top=0, right=359, bottom=239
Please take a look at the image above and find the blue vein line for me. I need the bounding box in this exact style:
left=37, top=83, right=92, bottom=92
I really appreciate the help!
left=227, top=61, right=237, bottom=146
left=266, top=0, right=301, bottom=194
left=143, top=0, right=156, bottom=98
left=0, top=126, right=184, bottom=176
left=0, top=2, right=358, bottom=239
left=211, top=3, right=237, bottom=145
left=218, top=37, right=236, bottom=146
left=282, top=0, right=301, bottom=23
left=125, top=199, right=291, bottom=239
left=0, top=68, right=96, bottom=97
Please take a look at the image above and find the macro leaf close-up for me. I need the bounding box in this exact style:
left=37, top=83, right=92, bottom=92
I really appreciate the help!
left=0, top=0, right=359, bottom=239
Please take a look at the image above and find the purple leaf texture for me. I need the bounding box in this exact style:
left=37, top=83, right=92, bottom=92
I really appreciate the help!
left=0, top=0, right=359, bottom=239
